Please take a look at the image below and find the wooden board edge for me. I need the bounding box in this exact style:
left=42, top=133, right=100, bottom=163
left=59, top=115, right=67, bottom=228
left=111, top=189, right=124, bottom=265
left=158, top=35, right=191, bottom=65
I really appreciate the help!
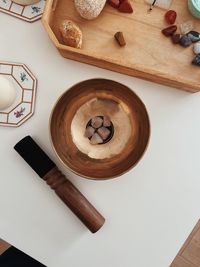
left=170, top=220, right=200, bottom=267
left=178, top=220, right=200, bottom=255
left=58, top=48, right=199, bottom=93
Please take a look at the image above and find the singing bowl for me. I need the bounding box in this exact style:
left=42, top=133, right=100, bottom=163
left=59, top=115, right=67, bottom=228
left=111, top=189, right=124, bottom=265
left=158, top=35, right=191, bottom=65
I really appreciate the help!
left=50, top=79, right=150, bottom=180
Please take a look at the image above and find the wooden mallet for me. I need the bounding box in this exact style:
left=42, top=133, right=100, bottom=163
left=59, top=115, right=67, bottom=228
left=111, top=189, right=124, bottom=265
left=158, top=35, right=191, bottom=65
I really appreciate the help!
left=14, top=136, right=105, bottom=233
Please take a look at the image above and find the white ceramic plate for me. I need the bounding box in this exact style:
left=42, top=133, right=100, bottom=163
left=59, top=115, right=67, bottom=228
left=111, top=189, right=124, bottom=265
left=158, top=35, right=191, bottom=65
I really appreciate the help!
left=0, top=62, right=37, bottom=127
left=0, top=0, right=45, bottom=22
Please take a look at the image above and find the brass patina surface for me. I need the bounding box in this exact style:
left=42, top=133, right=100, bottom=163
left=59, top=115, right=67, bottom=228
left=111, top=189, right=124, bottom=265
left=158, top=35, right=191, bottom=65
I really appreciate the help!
left=50, top=79, right=150, bottom=180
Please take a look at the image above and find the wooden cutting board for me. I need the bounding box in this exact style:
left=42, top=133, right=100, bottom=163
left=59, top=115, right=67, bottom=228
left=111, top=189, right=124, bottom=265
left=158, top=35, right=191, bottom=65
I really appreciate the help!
left=42, top=0, right=200, bottom=92
left=171, top=220, right=200, bottom=267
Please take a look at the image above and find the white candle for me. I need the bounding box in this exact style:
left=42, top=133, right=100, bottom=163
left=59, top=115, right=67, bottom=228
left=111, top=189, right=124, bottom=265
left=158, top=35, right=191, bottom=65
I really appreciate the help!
left=144, top=0, right=173, bottom=9
left=0, top=76, right=16, bottom=110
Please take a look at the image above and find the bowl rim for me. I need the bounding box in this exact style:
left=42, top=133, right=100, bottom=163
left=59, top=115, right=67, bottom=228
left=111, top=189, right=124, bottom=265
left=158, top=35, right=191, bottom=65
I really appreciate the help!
left=189, top=0, right=200, bottom=12
left=49, top=78, right=151, bottom=180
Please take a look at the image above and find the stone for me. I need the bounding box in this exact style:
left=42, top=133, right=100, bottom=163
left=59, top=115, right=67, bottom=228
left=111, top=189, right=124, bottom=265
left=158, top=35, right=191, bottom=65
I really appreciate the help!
left=162, top=25, right=177, bottom=37
left=60, top=20, right=82, bottom=48
left=90, top=133, right=103, bottom=144
left=179, top=35, right=192, bottom=47
left=180, top=21, right=194, bottom=35
left=165, top=10, right=177, bottom=25
left=187, top=31, right=200, bottom=43
left=103, top=115, right=111, bottom=127
left=91, top=116, right=103, bottom=128
left=118, top=0, right=133, bottom=13
left=172, top=33, right=181, bottom=44
left=192, top=54, right=200, bottom=66
left=193, top=42, right=200, bottom=54
left=85, top=126, right=95, bottom=138
left=97, top=127, right=111, bottom=140
left=107, top=0, right=120, bottom=9
left=74, top=0, right=106, bottom=20
left=114, top=31, right=126, bottom=46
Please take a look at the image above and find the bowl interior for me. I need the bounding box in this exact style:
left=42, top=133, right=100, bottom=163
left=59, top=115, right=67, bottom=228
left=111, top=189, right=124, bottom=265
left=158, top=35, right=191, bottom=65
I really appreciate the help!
left=50, top=79, right=150, bottom=180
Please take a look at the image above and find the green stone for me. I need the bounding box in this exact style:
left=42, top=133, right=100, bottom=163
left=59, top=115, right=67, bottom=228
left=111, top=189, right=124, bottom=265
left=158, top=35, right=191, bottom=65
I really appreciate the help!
left=192, top=54, right=200, bottom=66
left=187, top=31, right=200, bottom=42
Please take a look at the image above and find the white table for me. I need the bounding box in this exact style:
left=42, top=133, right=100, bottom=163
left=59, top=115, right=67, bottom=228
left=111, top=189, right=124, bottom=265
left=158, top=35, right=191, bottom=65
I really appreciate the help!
left=1, top=12, right=200, bottom=267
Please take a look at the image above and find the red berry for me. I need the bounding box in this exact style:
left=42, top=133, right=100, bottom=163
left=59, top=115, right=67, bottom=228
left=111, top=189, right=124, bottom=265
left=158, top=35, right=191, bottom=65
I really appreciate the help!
left=165, top=10, right=177, bottom=25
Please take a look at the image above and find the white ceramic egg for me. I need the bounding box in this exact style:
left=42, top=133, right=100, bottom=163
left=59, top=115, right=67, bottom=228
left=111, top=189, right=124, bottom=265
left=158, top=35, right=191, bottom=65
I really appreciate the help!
left=0, top=76, right=16, bottom=110
left=12, top=0, right=40, bottom=5
left=74, top=0, right=106, bottom=20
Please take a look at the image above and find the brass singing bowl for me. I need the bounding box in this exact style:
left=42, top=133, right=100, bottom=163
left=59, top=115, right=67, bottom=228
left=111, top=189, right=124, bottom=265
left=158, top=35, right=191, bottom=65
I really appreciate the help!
left=50, top=79, right=150, bottom=180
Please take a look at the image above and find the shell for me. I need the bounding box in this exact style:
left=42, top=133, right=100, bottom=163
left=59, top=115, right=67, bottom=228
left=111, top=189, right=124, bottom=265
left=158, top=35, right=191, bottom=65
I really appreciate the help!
left=60, top=20, right=82, bottom=49
left=74, top=0, right=106, bottom=20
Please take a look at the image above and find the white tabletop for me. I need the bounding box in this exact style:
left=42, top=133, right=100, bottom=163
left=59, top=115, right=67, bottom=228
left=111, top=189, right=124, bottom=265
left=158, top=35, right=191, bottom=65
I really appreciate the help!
left=1, top=12, right=200, bottom=267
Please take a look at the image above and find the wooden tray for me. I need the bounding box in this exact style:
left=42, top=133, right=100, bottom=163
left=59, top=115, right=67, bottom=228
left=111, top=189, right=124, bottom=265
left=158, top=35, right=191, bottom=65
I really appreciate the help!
left=42, top=0, right=200, bottom=92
